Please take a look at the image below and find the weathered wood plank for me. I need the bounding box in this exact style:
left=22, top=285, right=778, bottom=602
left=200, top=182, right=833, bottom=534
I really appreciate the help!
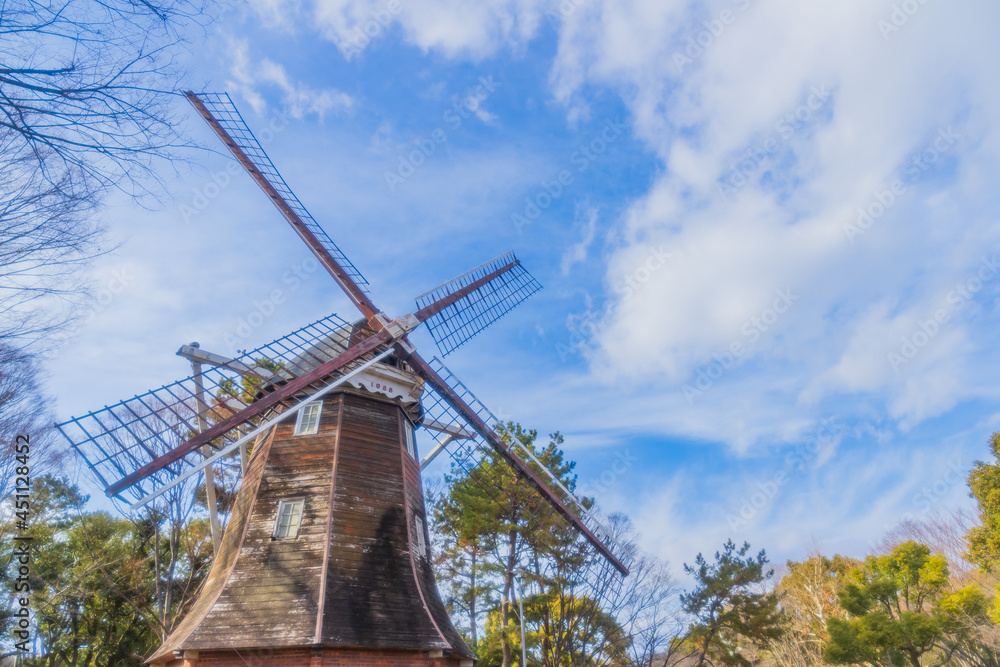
left=150, top=387, right=473, bottom=659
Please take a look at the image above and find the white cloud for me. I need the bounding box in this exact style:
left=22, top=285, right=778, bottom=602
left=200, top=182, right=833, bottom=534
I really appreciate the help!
left=461, top=84, right=499, bottom=124
left=560, top=203, right=599, bottom=274
left=225, top=37, right=354, bottom=119
left=229, top=0, right=1000, bottom=450
left=303, top=0, right=545, bottom=58
left=537, top=0, right=1000, bottom=443
left=248, top=0, right=303, bottom=32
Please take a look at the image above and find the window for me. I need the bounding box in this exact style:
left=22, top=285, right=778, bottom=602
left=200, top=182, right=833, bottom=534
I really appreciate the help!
left=273, top=499, right=305, bottom=539
left=413, top=514, right=427, bottom=559
left=294, top=402, right=322, bottom=436
left=404, top=421, right=416, bottom=459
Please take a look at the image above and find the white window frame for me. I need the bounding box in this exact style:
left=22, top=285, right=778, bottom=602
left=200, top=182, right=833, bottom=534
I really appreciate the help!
left=272, top=498, right=305, bottom=540
left=413, top=514, right=427, bottom=559
left=404, top=421, right=416, bottom=459
left=294, top=401, right=322, bottom=436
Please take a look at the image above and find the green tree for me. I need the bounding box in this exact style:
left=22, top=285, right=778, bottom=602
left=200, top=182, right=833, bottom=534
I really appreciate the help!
left=428, top=483, right=494, bottom=650
left=432, top=424, right=631, bottom=667
left=433, top=425, right=583, bottom=667
left=0, top=476, right=212, bottom=664
left=967, top=432, right=1000, bottom=572
left=526, top=593, right=631, bottom=667
left=823, top=541, right=988, bottom=667
left=681, top=540, right=786, bottom=667
left=768, top=554, right=859, bottom=667
left=473, top=593, right=630, bottom=667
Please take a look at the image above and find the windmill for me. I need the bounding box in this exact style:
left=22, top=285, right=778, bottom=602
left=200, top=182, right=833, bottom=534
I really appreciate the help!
left=57, top=92, right=630, bottom=667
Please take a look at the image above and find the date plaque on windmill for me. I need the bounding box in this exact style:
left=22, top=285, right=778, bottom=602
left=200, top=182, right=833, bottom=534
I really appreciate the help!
left=57, top=92, right=629, bottom=667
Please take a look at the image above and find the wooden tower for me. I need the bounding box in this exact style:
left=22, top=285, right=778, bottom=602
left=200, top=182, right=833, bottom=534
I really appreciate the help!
left=57, top=92, right=630, bottom=667
left=148, top=361, right=475, bottom=666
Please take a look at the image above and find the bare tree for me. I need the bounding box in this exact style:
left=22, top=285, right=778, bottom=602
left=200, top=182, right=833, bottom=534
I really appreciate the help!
left=598, top=514, right=684, bottom=667
left=0, top=135, right=104, bottom=345
left=0, top=0, right=208, bottom=348
left=520, top=512, right=683, bottom=667
left=1, top=0, right=205, bottom=188
left=875, top=508, right=983, bottom=580
left=0, top=344, right=66, bottom=499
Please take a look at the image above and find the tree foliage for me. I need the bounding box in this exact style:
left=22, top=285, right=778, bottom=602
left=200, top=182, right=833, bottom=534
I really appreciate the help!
left=0, top=476, right=212, bottom=663
left=824, top=541, right=989, bottom=667
left=430, top=424, right=679, bottom=667
left=432, top=425, right=592, bottom=666
left=680, top=540, right=787, bottom=667
left=968, top=433, right=1000, bottom=573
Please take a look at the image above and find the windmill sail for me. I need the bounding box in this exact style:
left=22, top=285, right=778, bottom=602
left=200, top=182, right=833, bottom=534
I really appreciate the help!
left=56, top=313, right=390, bottom=502
left=414, top=356, right=630, bottom=608
left=57, top=91, right=634, bottom=665
left=412, top=355, right=629, bottom=576
left=415, top=251, right=542, bottom=356
left=185, top=92, right=377, bottom=321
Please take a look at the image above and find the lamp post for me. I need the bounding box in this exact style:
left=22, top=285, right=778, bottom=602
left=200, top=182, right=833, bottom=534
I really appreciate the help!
left=513, top=569, right=528, bottom=667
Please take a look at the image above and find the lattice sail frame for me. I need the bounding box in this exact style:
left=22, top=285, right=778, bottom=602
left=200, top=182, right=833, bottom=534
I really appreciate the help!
left=419, top=358, right=631, bottom=605
left=56, top=314, right=388, bottom=502
left=191, top=93, right=370, bottom=295
left=58, top=91, right=629, bottom=594
left=416, top=251, right=541, bottom=356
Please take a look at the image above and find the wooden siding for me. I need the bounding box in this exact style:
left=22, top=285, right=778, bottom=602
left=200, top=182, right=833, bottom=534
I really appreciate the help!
left=319, top=394, right=447, bottom=650
left=149, top=428, right=277, bottom=662
left=151, top=382, right=473, bottom=663
left=400, top=414, right=473, bottom=658
left=184, top=393, right=342, bottom=648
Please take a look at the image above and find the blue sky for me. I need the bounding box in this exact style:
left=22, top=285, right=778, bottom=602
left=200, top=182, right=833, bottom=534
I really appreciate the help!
left=47, top=0, right=999, bottom=575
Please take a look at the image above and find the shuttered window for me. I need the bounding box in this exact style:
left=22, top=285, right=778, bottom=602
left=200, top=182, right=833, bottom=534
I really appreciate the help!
left=273, top=499, right=305, bottom=539
left=413, top=514, right=427, bottom=559
left=294, top=402, right=322, bottom=436
left=404, top=421, right=416, bottom=459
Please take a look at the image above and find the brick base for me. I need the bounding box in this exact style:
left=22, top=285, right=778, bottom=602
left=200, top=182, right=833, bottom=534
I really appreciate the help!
left=157, top=647, right=472, bottom=667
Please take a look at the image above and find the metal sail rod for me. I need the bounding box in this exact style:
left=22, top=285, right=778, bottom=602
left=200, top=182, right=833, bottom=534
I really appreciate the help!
left=106, top=328, right=393, bottom=497
left=501, top=424, right=606, bottom=533
left=414, top=259, right=520, bottom=322
left=420, top=435, right=456, bottom=470
left=415, top=250, right=514, bottom=301
left=191, top=358, right=222, bottom=552
left=177, top=344, right=290, bottom=382
left=128, top=349, right=394, bottom=511
left=184, top=91, right=381, bottom=326
left=404, top=350, right=630, bottom=576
